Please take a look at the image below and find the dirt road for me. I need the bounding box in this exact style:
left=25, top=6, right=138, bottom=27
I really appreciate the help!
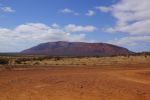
left=0, top=65, right=150, bottom=100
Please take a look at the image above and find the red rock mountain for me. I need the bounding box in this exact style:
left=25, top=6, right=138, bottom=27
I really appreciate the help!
left=21, top=41, right=133, bottom=56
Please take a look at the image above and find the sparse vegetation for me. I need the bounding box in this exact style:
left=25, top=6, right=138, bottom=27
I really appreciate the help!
left=0, top=53, right=150, bottom=66
left=0, top=53, right=150, bottom=100
left=0, top=58, right=9, bottom=65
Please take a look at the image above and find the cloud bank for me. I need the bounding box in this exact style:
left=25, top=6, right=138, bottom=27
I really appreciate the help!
left=0, top=23, right=97, bottom=52
left=97, top=0, right=150, bottom=49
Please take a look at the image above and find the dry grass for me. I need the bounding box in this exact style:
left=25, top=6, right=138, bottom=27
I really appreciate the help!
left=22, top=55, right=150, bottom=66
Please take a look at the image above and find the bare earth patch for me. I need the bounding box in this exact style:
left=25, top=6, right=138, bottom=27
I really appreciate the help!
left=0, top=65, right=150, bottom=100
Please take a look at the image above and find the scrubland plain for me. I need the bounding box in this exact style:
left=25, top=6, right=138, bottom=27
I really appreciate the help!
left=0, top=55, right=150, bottom=100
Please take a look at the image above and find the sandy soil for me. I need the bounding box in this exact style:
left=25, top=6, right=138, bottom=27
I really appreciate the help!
left=0, top=65, right=150, bottom=100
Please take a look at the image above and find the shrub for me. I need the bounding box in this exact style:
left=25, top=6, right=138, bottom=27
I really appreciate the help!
left=15, top=58, right=31, bottom=64
left=0, top=58, right=9, bottom=65
left=54, top=57, right=62, bottom=61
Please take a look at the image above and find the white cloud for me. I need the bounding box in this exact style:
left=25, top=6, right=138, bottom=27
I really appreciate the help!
left=97, top=0, right=150, bottom=50
left=98, top=0, right=150, bottom=35
left=106, top=20, right=150, bottom=35
left=60, top=8, right=79, bottom=16
left=0, top=23, right=96, bottom=52
left=86, top=10, right=95, bottom=16
left=96, top=6, right=111, bottom=12
left=109, top=36, right=150, bottom=46
left=64, top=24, right=97, bottom=33
left=60, top=8, right=72, bottom=13
left=1, top=6, right=15, bottom=13
left=51, top=23, right=60, bottom=28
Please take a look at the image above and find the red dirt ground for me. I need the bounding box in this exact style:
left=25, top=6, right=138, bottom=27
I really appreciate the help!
left=0, top=65, right=150, bottom=100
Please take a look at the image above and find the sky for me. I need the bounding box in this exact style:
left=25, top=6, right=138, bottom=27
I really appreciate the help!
left=0, top=0, right=150, bottom=52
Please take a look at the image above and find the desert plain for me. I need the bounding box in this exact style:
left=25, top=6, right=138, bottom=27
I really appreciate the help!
left=0, top=55, right=150, bottom=100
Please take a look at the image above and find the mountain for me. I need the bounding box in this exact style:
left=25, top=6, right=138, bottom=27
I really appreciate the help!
left=21, top=41, right=133, bottom=56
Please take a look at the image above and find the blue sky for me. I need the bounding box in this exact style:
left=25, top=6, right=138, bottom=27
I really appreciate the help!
left=0, top=0, right=150, bottom=52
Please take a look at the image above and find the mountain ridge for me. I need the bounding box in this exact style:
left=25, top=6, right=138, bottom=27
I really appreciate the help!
left=21, top=41, right=133, bottom=56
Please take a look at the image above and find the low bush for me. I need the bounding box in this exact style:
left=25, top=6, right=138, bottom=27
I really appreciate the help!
left=0, top=58, right=9, bottom=65
left=54, top=57, right=62, bottom=61
left=15, top=58, right=31, bottom=64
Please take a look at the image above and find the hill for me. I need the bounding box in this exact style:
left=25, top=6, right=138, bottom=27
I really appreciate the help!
left=21, top=41, right=133, bottom=56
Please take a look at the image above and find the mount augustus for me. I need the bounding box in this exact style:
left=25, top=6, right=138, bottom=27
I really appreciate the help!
left=21, top=41, right=133, bottom=56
